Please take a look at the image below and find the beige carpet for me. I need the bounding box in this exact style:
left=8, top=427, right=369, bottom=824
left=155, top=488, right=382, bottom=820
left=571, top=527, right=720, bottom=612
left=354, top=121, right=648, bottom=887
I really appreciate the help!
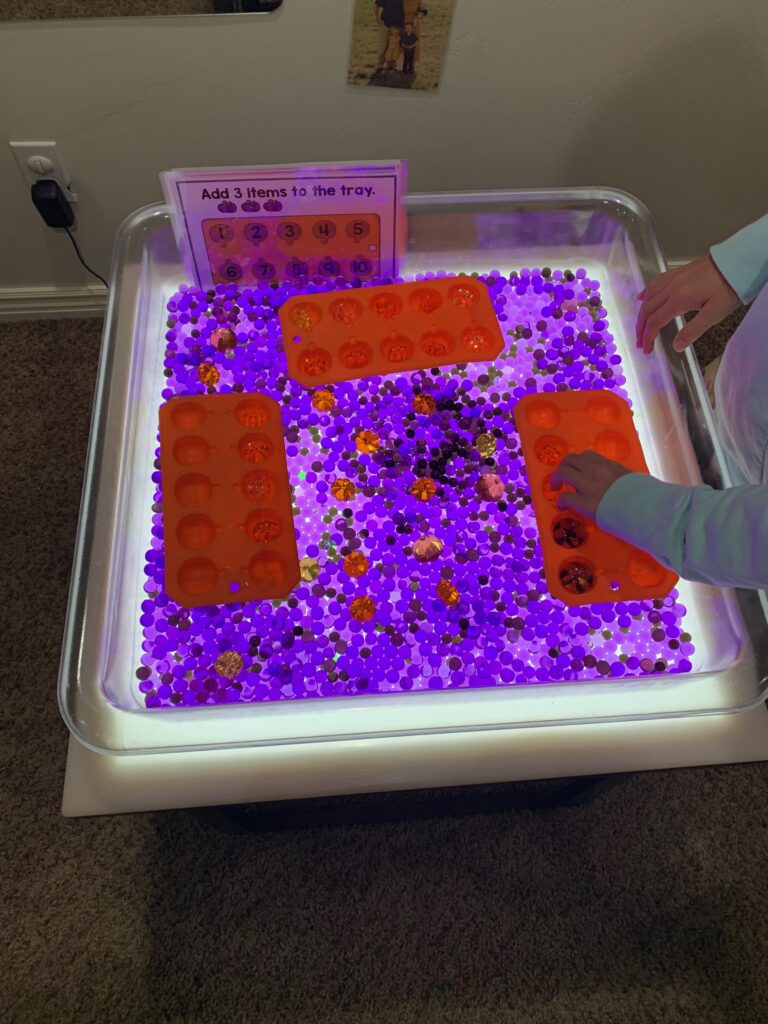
left=2, top=314, right=767, bottom=1024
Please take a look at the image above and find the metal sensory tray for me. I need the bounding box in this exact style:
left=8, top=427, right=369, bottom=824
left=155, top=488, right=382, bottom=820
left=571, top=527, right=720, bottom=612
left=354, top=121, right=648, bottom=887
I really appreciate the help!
left=59, top=189, right=768, bottom=755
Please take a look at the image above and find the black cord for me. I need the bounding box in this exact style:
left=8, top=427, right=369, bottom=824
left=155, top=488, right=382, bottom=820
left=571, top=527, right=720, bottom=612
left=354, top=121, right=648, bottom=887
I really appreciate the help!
left=64, top=227, right=109, bottom=289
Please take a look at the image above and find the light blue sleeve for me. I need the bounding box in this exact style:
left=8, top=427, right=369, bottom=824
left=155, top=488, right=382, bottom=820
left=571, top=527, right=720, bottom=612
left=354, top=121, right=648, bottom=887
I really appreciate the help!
left=710, top=214, right=768, bottom=304
left=596, top=473, right=768, bottom=589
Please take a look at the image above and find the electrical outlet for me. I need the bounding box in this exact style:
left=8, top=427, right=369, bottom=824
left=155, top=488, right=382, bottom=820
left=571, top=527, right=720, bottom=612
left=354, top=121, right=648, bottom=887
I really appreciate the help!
left=9, top=141, right=78, bottom=202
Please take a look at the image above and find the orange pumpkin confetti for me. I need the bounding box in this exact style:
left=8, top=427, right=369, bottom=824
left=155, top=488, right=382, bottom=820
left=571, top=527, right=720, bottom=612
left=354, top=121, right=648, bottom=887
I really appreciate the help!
left=331, top=477, right=357, bottom=501
left=343, top=551, right=369, bottom=578
left=349, top=596, right=376, bottom=622
left=355, top=429, right=380, bottom=454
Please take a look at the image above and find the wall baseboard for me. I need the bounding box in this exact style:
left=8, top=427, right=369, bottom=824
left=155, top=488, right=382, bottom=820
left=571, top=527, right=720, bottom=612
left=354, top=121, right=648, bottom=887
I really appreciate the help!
left=0, top=285, right=108, bottom=321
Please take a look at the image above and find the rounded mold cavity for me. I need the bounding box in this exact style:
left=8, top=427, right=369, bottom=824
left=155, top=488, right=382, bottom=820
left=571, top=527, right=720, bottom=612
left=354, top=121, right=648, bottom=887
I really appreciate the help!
left=595, top=430, right=631, bottom=461
left=420, top=328, right=454, bottom=359
left=558, top=558, right=597, bottom=596
left=248, top=550, right=288, bottom=586
left=237, top=433, right=274, bottom=464
left=369, top=292, right=403, bottom=320
left=525, top=398, right=560, bottom=429
left=245, top=509, right=282, bottom=545
left=460, top=325, right=495, bottom=354
left=234, top=398, right=270, bottom=428
left=587, top=393, right=622, bottom=425
left=552, top=514, right=588, bottom=549
left=289, top=302, right=323, bottom=331
left=380, top=333, right=415, bottom=364
left=298, top=347, right=333, bottom=378
left=542, top=473, right=574, bottom=504
left=170, top=401, right=207, bottom=430
left=174, top=472, right=213, bottom=507
left=338, top=338, right=373, bottom=371
left=628, top=553, right=667, bottom=588
left=448, top=281, right=480, bottom=308
left=329, top=297, right=364, bottom=325
left=177, top=556, right=218, bottom=596
left=241, top=469, right=276, bottom=502
left=176, top=513, right=216, bottom=550
left=409, top=287, right=442, bottom=314
left=535, top=435, right=569, bottom=466
left=172, top=434, right=210, bottom=466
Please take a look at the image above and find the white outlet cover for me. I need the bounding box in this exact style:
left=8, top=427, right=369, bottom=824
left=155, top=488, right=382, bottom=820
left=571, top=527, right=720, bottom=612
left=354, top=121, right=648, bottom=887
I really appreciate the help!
left=9, top=140, right=78, bottom=201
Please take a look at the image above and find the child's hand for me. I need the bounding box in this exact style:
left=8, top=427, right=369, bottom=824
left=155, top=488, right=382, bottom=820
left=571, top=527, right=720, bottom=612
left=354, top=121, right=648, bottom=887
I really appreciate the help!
left=551, top=451, right=632, bottom=519
left=635, top=255, right=739, bottom=356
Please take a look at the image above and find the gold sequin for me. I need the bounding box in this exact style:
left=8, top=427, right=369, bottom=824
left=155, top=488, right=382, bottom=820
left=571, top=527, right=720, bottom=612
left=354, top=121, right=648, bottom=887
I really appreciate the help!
left=355, top=429, right=380, bottom=454
left=331, top=477, right=356, bottom=501
left=436, top=580, right=460, bottom=606
left=410, top=477, right=437, bottom=501
left=197, top=361, right=220, bottom=387
left=349, top=596, right=376, bottom=622
left=291, top=306, right=315, bottom=330
left=475, top=432, right=497, bottom=457
left=343, top=551, right=369, bottom=578
left=476, top=473, right=505, bottom=501
left=299, top=556, right=321, bottom=582
left=413, top=535, right=443, bottom=562
left=412, top=393, right=436, bottom=414
left=311, top=389, right=335, bottom=412
left=215, top=651, right=243, bottom=678
left=210, top=327, right=237, bottom=352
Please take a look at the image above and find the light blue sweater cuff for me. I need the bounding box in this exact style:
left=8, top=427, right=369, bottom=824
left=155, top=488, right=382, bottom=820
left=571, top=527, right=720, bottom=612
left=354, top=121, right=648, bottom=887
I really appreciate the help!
left=710, top=213, right=768, bottom=304
left=596, top=472, right=768, bottom=589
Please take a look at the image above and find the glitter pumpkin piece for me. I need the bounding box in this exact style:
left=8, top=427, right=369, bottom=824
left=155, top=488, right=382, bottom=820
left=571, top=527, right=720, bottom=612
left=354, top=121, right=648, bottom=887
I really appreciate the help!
left=343, top=551, right=369, bottom=578
left=197, top=362, right=220, bottom=387
left=349, top=596, right=376, bottom=622
left=331, top=477, right=357, bottom=501
left=279, top=276, right=504, bottom=387
left=413, top=392, right=437, bottom=414
left=410, top=477, right=438, bottom=501
left=436, top=580, right=460, bottom=606
left=137, top=267, right=696, bottom=711
left=215, top=650, right=243, bottom=678
left=311, top=389, right=335, bottom=412
left=355, top=429, right=380, bottom=454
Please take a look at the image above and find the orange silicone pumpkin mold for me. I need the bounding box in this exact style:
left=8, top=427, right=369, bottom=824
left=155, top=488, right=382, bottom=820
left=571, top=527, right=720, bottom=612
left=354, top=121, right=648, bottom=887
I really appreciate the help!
left=515, top=389, right=678, bottom=606
left=159, top=392, right=299, bottom=608
left=279, top=276, right=504, bottom=387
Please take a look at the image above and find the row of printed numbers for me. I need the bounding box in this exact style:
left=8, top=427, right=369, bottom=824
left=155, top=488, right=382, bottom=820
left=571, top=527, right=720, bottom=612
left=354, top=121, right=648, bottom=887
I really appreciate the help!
left=208, top=219, right=374, bottom=246
left=217, top=256, right=376, bottom=281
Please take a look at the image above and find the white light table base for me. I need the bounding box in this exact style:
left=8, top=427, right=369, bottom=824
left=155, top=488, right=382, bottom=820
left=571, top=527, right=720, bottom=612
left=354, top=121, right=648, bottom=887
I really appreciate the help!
left=62, top=704, right=768, bottom=817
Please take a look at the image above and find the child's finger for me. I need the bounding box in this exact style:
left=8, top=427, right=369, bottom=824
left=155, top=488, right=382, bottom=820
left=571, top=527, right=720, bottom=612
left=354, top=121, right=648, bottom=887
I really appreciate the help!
left=638, top=269, right=678, bottom=304
left=551, top=458, right=583, bottom=489
left=555, top=490, right=591, bottom=517
left=641, top=298, right=677, bottom=354
left=671, top=306, right=716, bottom=352
left=635, top=291, right=671, bottom=347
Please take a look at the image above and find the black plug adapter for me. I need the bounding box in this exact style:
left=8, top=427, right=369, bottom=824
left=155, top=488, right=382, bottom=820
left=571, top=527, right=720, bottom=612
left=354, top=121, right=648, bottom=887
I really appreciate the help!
left=31, top=179, right=75, bottom=228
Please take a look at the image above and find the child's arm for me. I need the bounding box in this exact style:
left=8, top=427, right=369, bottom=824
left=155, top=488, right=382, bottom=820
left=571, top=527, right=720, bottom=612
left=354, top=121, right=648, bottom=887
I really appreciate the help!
left=636, top=213, right=768, bottom=356
left=711, top=213, right=768, bottom=304
left=553, top=453, right=768, bottom=588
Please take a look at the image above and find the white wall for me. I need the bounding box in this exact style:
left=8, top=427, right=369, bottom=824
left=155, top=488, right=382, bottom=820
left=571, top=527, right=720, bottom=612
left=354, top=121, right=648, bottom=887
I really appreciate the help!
left=1, top=0, right=767, bottom=292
